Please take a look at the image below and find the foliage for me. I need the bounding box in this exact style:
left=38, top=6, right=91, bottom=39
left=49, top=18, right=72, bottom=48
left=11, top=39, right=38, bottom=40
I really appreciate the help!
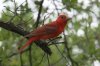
left=0, top=0, right=100, bottom=66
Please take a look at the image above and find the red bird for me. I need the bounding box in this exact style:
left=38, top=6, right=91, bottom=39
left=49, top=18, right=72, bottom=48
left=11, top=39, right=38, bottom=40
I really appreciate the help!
left=18, top=13, right=71, bottom=53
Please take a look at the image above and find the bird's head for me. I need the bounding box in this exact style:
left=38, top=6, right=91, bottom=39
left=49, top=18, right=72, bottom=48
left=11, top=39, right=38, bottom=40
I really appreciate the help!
left=56, top=12, right=71, bottom=23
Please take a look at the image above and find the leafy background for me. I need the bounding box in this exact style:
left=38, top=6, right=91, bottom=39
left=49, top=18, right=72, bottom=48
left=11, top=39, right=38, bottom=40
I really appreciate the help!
left=0, top=0, right=100, bottom=66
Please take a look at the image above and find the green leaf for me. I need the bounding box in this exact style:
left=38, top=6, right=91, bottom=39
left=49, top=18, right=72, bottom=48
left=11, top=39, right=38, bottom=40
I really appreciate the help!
left=62, top=0, right=70, bottom=5
left=74, top=22, right=80, bottom=31
left=71, top=0, right=77, bottom=3
left=34, top=1, right=41, bottom=5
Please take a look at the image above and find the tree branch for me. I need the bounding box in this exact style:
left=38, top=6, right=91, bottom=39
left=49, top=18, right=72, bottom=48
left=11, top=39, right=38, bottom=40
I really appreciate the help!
left=63, top=32, right=78, bottom=66
left=0, top=20, right=52, bottom=55
left=28, top=0, right=44, bottom=65
left=35, top=0, right=44, bottom=27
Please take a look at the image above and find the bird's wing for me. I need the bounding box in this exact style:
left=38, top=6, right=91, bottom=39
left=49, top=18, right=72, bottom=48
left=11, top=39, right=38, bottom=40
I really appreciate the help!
left=25, top=22, right=58, bottom=37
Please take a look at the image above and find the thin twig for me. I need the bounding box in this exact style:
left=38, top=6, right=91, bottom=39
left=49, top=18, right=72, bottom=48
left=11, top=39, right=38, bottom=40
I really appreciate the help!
left=63, top=32, right=78, bottom=66
left=52, top=0, right=59, bottom=15
left=29, top=44, right=32, bottom=66
left=35, top=0, right=44, bottom=27
left=50, top=57, right=63, bottom=66
left=41, top=10, right=55, bottom=25
left=19, top=54, right=23, bottom=66
left=37, top=53, right=45, bottom=66
left=49, top=42, right=64, bottom=45
left=54, top=44, right=68, bottom=62
left=47, top=54, right=50, bottom=66
left=0, top=21, right=52, bottom=57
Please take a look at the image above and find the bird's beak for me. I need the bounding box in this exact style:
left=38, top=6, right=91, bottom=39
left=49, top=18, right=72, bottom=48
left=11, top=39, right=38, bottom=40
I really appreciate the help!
left=67, top=17, right=72, bottom=21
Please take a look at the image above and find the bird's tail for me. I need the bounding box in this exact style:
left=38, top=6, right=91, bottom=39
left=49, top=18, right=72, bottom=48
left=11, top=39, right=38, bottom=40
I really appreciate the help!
left=18, top=37, right=35, bottom=53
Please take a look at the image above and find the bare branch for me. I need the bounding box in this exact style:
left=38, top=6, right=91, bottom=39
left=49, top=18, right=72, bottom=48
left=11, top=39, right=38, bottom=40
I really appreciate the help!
left=63, top=32, right=78, bottom=66
left=37, top=53, right=45, bottom=66
left=0, top=20, right=52, bottom=55
left=29, top=44, right=32, bottom=66
left=47, top=54, right=50, bottom=66
left=35, top=0, right=44, bottom=27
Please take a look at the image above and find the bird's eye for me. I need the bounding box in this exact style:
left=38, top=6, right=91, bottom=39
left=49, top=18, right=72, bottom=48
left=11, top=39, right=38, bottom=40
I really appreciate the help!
left=61, top=16, right=64, bottom=19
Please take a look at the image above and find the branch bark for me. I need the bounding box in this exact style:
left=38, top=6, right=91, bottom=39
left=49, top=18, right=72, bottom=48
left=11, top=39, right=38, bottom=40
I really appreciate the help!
left=0, top=20, right=52, bottom=55
left=35, top=0, right=44, bottom=27
left=63, top=32, right=78, bottom=66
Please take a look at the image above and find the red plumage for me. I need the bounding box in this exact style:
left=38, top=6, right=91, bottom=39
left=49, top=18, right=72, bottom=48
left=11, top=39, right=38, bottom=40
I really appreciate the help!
left=18, top=13, right=71, bottom=53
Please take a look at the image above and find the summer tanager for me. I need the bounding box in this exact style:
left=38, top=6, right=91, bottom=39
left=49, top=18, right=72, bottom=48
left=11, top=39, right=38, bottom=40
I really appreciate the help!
left=18, top=13, right=71, bottom=53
